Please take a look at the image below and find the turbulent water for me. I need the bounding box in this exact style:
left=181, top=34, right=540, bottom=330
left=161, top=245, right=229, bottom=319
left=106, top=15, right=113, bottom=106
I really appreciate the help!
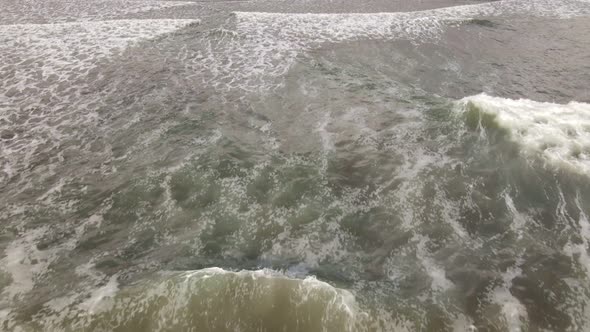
left=1, top=0, right=590, bottom=331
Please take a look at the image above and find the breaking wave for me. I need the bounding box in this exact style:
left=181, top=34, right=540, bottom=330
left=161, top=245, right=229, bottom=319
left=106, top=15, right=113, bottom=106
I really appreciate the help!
left=32, top=268, right=378, bottom=332
left=458, top=93, right=590, bottom=175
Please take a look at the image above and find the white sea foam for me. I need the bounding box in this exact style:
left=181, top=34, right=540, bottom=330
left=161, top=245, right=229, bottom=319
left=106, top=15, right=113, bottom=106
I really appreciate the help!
left=415, top=235, right=454, bottom=292
left=0, top=202, right=117, bottom=321
left=316, top=112, right=335, bottom=153
left=231, top=0, right=588, bottom=47
left=563, top=195, right=590, bottom=277
left=458, top=94, right=590, bottom=176
left=0, top=0, right=195, bottom=24
left=488, top=261, right=528, bottom=332
left=79, top=274, right=119, bottom=314
left=0, top=19, right=196, bottom=188
left=186, top=0, right=590, bottom=92
left=0, top=229, right=47, bottom=299
left=504, top=193, right=530, bottom=239
left=0, top=19, right=196, bottom=92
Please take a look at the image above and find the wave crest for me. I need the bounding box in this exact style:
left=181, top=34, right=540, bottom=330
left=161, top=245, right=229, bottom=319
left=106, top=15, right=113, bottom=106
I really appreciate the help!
left=458, top=93, right=590, bottom=175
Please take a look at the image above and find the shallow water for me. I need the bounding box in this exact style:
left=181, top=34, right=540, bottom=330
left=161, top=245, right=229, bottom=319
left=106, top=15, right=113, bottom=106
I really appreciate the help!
left=1, top=0, right=590, bottom=331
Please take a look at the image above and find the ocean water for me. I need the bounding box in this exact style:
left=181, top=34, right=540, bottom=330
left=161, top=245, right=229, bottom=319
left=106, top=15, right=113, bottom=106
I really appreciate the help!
left=1, top=0, right=590, bottom=331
